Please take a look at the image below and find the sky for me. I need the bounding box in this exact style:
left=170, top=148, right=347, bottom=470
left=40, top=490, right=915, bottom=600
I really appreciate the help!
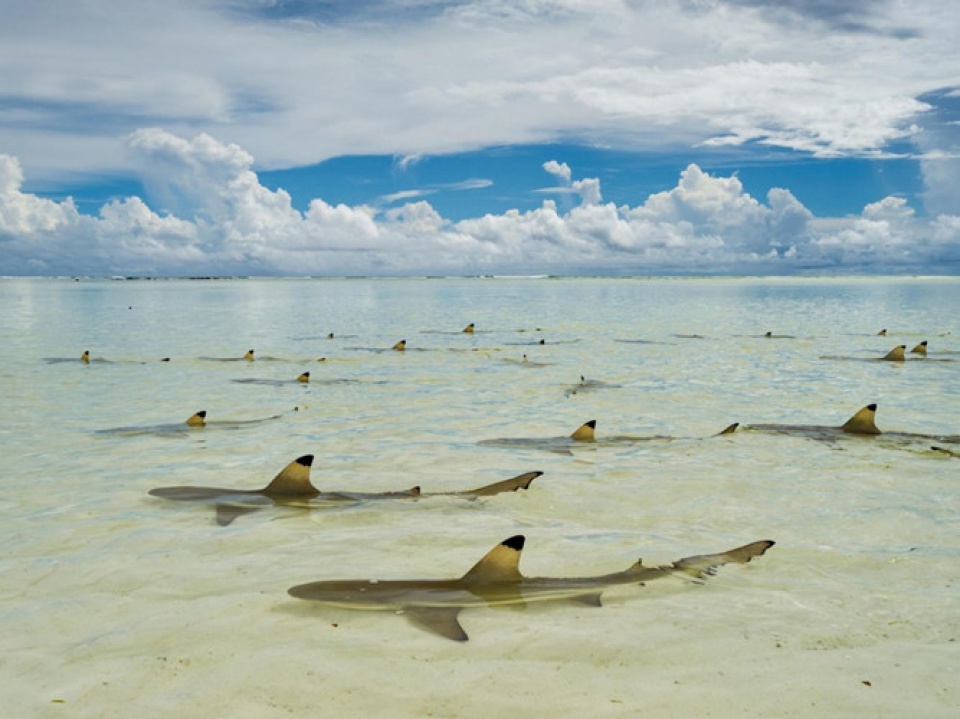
left=1, top=0, right=959, bottom=277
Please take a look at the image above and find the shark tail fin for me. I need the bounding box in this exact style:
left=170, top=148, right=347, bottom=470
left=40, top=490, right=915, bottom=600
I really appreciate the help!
left=297, top=372, right=310, bottom=383
left=462, top=535, right=525, bottom=583
left=882, top=345, right=906, bottom=361
left=910, top=341, right=928, bottom=355
left=185, top=411, right=207, bottom=427
left=459, top=471, right=542, bottom=497
left=570, top=420, right=596, bottom=442
left=671, top=540, right=775, bottom=580
left=840, top=404, right=881, bottom=435
left=263, top=455, right=320, bottom=496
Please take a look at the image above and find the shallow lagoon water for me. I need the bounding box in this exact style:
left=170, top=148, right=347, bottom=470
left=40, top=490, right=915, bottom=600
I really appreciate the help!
left=1, top=276, right=958, bottom=718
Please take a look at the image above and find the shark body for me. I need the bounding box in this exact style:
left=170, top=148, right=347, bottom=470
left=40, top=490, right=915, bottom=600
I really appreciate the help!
left=288, top=536, right=774, bottom=641
left=149, top=455, right=542, bottom=525
left=96, top=410, right=290, bottom=437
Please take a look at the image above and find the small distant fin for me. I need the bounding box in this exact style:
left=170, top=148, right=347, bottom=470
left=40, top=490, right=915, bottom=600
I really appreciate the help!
left=263, top=455, right=320, bottom=496
left=297, top=372, right=310, bottom=383
left=327, top=332, right=335, bottom=339
left=877, top=329, right=887, bottom=336
left=569, top=592, right=604, bottom=607
left=570, top=420, right=596, bottom=442
left=462, top=535, right=525, bottom=583
left=409, top=486, right=422, bottom=496
left=459, top=471, right=543, bottom=497
left=910, top=341, right=928, bottom=356
left=403, top=607, right=468, bottom=641
left=764, top=331, right=772, bottom=338
left=244, top=349, right=255, bottom=361
left=393, top=339, right=407, bottom=351
left=81, top=350, right=90, bottom=363
left=715, top=422, right=739, bottom=436
left=216, top=502, right=267, bottom=526
left=185, top=411, right=207, bottom=427
left=462, top=323, right=475, bottom=334
left=671, top=540, right=775, bottom=580
left=882, top=345, right=906, bottom=361
left=840, top=404, right=881, bottom=435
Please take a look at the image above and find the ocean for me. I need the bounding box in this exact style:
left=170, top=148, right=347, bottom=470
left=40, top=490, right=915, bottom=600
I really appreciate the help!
left=1, top=276, right=957, bottom=718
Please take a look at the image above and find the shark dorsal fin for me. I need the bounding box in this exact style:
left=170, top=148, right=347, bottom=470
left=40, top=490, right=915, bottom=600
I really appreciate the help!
left=570, top=420, right=596, bottom=442
left=910, top=341, right=928, bottom=356
left=882, top=345, right=906, bottom=361
left=764, top=331, right=772, bottom=338
left=716, top=422, right=739, bottom=436
left=185, top=410, right=207, bottom=427
left=840, top=404, right=881, bottom=435
left=393, top=339, right=407, bottom=351
left=263, top=455, right=320, bottom=496
left=297, top=372, right=310, bottom=383
left=81, top=350, right=90, bottom=363
left=462, top=535, right=525, bottom=583
left=877, top=329, right=887, bottom=336
left=244, top=349, right=255, bottom=360
left=462, top=323, right=475, bottom=334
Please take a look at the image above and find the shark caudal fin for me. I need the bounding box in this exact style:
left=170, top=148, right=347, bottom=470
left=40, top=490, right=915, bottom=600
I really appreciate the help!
left=910, top=341, right=928, bottom=356
left=715, top=422, right=739, bottom=436
left=393, top=339, right=407, bottom=351
left=840, top=404, right=881, bottom=435
left=570, top=420, right=597, bottom=442
left=185, top=411, right=207, bottom=427
left=262, top=455, right=320, bottom=496
left=461, top=535, right=525, bottom=584
left=81, top=350, right=90, bottom=363
left=244, top=349, right=255, bottom=361
left=671, top=540, right=775, bottom=580
left=459, top=471, right=543, bottom=497
left=462, top=323, right=475, bottom=334
left=297, top=372, right=310, bottom=383
left=882, top=345, right=906, bottom=361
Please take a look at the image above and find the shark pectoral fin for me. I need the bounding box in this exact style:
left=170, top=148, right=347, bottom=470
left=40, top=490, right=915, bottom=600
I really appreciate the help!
left=460, top=471, right=543, bottom=497
left=403, top=607, right=469, bottom=641
left=570, top=420, right=596, bottom=442
left=215, top=501, right=270, bottom=526
left=569, top=592, right=604, bottom=607
left=671, top=540, right=775, bottom=580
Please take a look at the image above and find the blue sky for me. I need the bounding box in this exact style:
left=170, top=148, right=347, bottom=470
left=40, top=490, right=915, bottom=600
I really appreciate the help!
left=1, top=0, right=958, bottom=276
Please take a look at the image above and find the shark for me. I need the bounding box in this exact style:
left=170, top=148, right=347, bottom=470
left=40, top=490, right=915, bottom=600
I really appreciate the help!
left=149, top=455, right=543, bottom=525
left=232, top=372, right=312, bottom=386
left=479, top=419, right=738, bottom=454
left=736, top=403, right=960, bottom=450
left=287, top=535, right=775, bottom=641
left=96, top=409, right=293, bottom=437
left=564, top=375, right=622, bottom=397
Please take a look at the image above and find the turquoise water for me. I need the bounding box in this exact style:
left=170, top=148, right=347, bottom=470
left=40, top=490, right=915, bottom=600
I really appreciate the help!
left=1, top=276, right=958, bottom=718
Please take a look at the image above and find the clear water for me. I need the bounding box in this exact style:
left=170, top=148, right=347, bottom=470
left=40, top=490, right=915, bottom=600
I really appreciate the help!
left=1, top=276, right=958, bottom=718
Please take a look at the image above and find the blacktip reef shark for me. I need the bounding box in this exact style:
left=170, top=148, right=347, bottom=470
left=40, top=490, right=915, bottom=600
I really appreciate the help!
left=479, top=419, right=738, bottom=455
left=287, top=535, right=775, bottom=641
left=232, top=372, right=312, bottom=386
left=734, top=403, right=960, bottom=452
left=96, top=408, right=296, bottom=437
left=149, top=455, right=543, bottom=525
left=564, top=375, right=622, bottom=397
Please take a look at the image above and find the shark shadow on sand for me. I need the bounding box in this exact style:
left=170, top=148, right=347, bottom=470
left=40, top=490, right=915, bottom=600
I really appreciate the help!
left=287, top=535, right=774, bottom=641
left=149, top=455, right=543, bottom=525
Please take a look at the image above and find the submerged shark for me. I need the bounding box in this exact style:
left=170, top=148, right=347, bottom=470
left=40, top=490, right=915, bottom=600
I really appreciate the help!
left=96, top=409, right=293, bottom=437
left=479, top=420, right=737, bottom=454
left=564, top=375, right=622, bottom=397
left=232, top=372, right=312, bottom=386
left=737, top=403, right=960, bottom=450
left=149, top=455, right=543, bottom=525
left=287, top=535, right=774, bottom=641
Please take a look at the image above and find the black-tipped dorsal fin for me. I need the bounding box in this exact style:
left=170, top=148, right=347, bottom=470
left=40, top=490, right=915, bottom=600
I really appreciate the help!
left=263, top=455, right=319, bottom=496
left=716, top=422, right=739, bottom=436
left=462, top=535, right=525, bottom=583
left=462, top=323, right=475, bottom=334
left=570, top=420, right=596, bottom=441
left=877, top=328, right=887, bottom=336
left=882, top=345, right=906, bottom=361
left=244, top=349, right=255, bottom=360
left=81, top=350, right=90, bottom=363
left=840, top=404, right=881, bottom=435
left=393, top=339, right=407, bottom=351
left=185, top=411, right=207, bottom=427
left=910, top=341, right=928, bottom=355
left=297, top=372, right=310, bottom=383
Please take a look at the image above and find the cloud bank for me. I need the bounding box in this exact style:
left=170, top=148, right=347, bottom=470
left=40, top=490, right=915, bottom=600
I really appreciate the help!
left=2, top=129, right=957, bottom=276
